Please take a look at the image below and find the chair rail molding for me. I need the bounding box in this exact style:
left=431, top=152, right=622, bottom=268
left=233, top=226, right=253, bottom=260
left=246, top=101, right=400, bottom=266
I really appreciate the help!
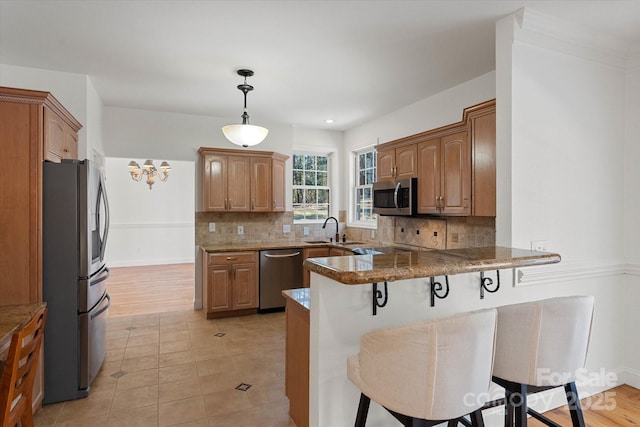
left=516, top=258, right=627, bottom=286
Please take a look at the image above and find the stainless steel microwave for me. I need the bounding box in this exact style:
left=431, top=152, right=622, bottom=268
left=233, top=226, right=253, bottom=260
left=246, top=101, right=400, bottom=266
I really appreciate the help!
left=372, top=177, right=417, bottom=216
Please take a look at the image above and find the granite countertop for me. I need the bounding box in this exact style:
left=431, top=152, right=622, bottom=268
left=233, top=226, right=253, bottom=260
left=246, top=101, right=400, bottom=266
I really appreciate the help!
left=200, top=240, right=380, bottom=252
left=282, top=288, right=310, bottom=311
left=303, top=246, right=561, bottom=285
left=0, top=303, right=47, bottom=350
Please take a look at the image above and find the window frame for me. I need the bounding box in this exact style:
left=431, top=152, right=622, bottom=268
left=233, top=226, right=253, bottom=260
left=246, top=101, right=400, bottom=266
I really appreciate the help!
left=292, top=152, right=331, bottom=224
left=349, top=147, right=377, bottom=229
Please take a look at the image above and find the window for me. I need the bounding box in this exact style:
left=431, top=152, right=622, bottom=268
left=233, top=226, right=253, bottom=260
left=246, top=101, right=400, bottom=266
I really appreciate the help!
left=292, top=153, right=330, bottom=222
left=353, top=149, right=376, bottom=225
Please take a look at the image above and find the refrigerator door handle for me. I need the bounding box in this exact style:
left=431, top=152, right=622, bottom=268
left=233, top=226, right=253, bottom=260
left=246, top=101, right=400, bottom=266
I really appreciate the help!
left=97, top=174, right=110, bottom=263
left=91, top=293, right=111, bottom=320
left=90, top=267, right=110, bottom=288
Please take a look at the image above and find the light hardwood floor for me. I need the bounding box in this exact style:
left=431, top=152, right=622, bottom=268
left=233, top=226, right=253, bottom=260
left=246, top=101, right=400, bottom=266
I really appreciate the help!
left=35, top=264, right=639, bottom=426
left=106, top=263, right=195, bottom=317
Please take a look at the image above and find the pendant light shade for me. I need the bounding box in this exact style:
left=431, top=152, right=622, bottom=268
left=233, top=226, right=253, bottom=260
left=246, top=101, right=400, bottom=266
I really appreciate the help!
left=222, top=69, right=269, bottom=148
left=222, top=123, right=269, bottom=147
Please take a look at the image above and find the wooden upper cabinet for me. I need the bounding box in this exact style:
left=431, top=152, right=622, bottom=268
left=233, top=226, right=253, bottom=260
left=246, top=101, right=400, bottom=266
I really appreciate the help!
left=202, top=154, right=228, bottom=211
left=272, top=157, right=286, bottom=211
left=441, top=131, right=470, bottom=215
left=380, top=99, right=495, bottom=217
left=417, top=138, right=441, bottom=214
left=251, top=157, right=272, bottom=212
left=198, top=147, right=289, bottom=213
left=417, top=132, right=470, bottom=216
left=376, top=145, right=417, bottom=182
left=44, top=107, right=78, bottom=162
left=470, top=108, right=496, bottom=216
left=228, top=156, right=251, bottom=211
left=377, top=148, right=396, bottom=182
left=395, top=145, right=418, bottom=179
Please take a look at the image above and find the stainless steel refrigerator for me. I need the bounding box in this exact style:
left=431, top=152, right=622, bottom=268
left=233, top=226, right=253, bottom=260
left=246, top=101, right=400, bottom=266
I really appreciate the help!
left=42, top=159, right=110, bottom=404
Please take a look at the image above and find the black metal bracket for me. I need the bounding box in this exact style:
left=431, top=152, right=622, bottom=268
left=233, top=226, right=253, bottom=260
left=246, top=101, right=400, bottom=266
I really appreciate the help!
left=372, top=282, right=389, bottom=316
left=480, top=270, right=500, bottom=299
left=430, top=276, right=450, bottom=307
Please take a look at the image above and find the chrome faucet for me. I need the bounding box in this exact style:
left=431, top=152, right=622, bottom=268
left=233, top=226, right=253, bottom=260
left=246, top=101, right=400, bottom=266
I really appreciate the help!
left=322, top=216, right=339, bottom=242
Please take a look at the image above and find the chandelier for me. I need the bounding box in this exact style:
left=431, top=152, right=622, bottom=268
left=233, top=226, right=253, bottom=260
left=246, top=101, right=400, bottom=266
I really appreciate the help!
left=222, top=69, right=269, bottom=148
left=127, top=160, right=171, bottom=190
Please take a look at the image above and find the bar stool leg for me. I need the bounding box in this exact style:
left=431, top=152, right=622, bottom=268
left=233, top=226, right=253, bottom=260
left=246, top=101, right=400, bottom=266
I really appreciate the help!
left=355, top=393, right=371, bottom=427
left=513, top=384, right=528, bottom=427
left=504, top=390, right=515, bottom=427
left=469, top=409, right=485, bottom=427
left=564, top=382, right=586, bottom=427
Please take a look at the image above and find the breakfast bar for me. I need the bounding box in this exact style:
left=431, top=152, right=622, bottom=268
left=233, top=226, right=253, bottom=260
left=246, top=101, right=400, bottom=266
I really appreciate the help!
left=299, top=246, right=560, bottom=427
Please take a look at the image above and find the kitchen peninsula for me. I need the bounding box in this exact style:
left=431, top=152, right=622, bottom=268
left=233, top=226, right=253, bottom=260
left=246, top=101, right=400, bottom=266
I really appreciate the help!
left=297, top=246, right=560, bottom=427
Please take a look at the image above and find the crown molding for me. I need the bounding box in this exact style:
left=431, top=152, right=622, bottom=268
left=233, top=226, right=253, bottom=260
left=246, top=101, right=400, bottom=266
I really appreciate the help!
left=512, top=7, right=631, bottom=70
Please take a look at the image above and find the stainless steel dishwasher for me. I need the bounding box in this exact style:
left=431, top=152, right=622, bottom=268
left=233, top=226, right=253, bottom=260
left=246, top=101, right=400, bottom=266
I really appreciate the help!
left=259, top=248, right=303, bottom=311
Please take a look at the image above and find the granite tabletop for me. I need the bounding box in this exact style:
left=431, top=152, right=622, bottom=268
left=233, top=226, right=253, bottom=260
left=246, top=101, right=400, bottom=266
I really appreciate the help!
left=303, top=246, right=561, bottom=285
left=0, top=302, right=47, bottom=352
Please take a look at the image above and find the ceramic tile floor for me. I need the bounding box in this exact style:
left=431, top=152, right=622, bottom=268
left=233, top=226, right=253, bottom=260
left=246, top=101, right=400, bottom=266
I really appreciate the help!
left=35, top=310, right=296, bottom=427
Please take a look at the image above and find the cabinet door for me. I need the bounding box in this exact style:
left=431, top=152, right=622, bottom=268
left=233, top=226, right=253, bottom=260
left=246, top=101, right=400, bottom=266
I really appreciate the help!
left=228, top=156, right=251, bottom=211
left=207, top=265, right=232, bottom=312
left=394, top=145, right=417, bottom=179
left=44, top=107, right=77, bottom=162
left=376, top=149, right=395, bottom=182
left=272, top=158, right=286, bottom=211
left=471, top=111, right=496, bottom=216
left=441, top=131, right=470, bottom=216
left=251, top=157, right=272, bottom=212
left=417, top=138, right=441, bottom=214
left=232, top=263, right=258, bottom=309
left=203, top=154, right=228, bottom=211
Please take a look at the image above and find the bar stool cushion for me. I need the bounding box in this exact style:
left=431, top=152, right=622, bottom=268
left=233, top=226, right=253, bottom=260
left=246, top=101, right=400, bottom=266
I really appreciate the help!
left=493, top=296, right=595, bottom=387
left=348, top=308, right=497, bottom=422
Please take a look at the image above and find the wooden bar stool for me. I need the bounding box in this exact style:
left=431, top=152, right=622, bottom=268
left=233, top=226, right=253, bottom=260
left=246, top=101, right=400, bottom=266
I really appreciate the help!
left=347, top=309, right=497, bottom=427
left=491, top=296, right=595, bottom=427
left=0, top=306, right=48, bottom=427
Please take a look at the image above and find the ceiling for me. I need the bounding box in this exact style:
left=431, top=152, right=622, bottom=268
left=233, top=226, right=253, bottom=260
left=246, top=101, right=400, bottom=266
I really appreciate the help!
left=1, top=1, right=639, bottom=131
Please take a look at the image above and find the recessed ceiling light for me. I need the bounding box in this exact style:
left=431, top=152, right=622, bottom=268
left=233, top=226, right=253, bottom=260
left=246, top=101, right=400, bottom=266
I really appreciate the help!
left=324, top=119, right=335, bottom=124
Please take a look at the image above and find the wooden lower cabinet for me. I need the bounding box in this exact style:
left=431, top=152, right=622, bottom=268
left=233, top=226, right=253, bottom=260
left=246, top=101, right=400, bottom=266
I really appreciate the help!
left=203, top=251, right=258, bottom=318
left=285, top=293, right=309, bottom=427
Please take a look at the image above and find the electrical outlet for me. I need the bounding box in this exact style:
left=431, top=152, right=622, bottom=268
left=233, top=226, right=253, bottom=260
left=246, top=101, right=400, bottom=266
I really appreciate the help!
left=531, top=240, right=547, bottom=251
left=237, top=225, right=244, bottom=235
left=208, top=222, right=216, bottom=232
left=283, top=224, right=291, bottom=233
left=303, top=227, right=309, bottom=236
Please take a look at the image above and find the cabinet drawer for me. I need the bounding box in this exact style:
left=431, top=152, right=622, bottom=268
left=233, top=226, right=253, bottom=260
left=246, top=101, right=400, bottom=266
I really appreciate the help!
left=207, top=252, right=256, bottom=265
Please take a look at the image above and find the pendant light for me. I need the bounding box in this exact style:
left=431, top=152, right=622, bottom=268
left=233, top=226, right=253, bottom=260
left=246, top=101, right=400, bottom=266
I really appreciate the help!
left=221, top=69, right=269, bottom=148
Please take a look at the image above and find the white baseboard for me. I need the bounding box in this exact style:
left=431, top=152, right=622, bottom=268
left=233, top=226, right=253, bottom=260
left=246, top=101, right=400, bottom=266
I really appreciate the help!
left=108, top=257, right=195, bottom=267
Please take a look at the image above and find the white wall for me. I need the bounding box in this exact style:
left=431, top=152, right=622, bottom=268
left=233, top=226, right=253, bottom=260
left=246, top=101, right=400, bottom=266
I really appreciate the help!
left=496, top=6, right=635, bottom=388
left=623, top=50, right=640, bottom=376
left=104, top=157, right=195, bottom=266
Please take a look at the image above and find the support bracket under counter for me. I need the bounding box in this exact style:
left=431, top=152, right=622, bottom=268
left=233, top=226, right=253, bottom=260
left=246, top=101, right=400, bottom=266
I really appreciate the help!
left=480, top=270, right=500, bottom=299
left=371, top=282, right=389, bottom=316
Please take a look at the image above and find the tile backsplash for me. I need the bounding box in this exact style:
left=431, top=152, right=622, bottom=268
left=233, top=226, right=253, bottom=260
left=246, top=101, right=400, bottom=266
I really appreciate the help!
left=195, top=211, right=494, bottom=249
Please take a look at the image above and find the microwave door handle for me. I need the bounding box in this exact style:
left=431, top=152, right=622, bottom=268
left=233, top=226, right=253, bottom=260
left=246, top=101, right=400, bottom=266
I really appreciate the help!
left=393, top=182, right=401, bottom=209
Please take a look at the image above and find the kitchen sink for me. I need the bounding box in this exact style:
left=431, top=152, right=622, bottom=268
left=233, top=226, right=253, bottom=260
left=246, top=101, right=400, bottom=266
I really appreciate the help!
left=305, top=240, right=330, bottom=244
